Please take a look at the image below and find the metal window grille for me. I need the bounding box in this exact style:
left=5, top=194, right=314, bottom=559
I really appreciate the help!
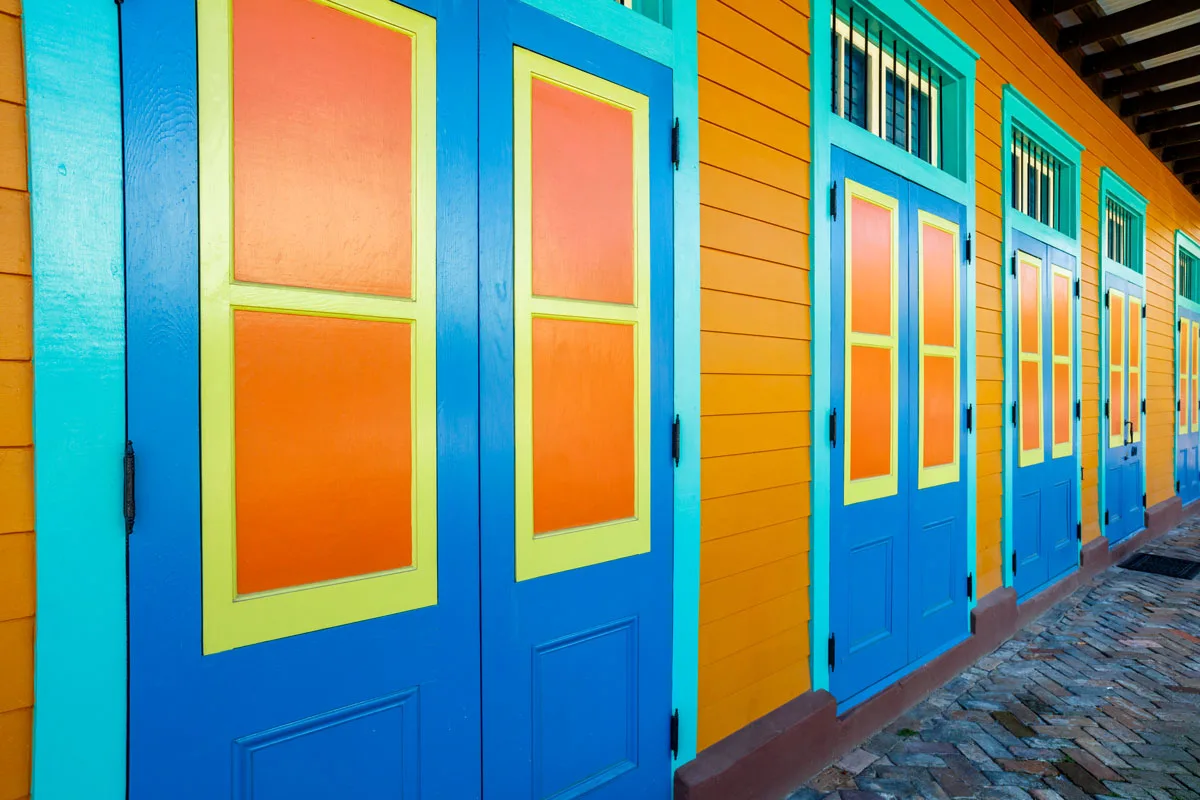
left=1105, top=197, right=1141, bottom=273
left=1010, top=129, right=1068, bottom=235
left=1182, top=249, right=1200, bottom=303
left=614, top=0, right=670, bottom=26
left=830, top=0, right=946, bottom=170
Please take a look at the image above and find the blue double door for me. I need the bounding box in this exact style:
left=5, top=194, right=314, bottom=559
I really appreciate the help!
left=1177, top=309, right=1200, bottom=505
left=123, top=0, right=674, bottom=798
left=1104, top=273, right=1146, bottom=544
left=1010, top=232, right=1079, bottom=600
left=829, top=149, right=970, bottom=705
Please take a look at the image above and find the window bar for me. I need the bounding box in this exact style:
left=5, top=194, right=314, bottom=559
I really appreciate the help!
left=916, top=58, right=923, bottom=161
left=904, top=49, right=911, bottom=154
left=831, top=28, right=837, bottom=114
left=1032, top=143, right=1040, bottom=223
left=891, top=38, right=898, bottom=146
left=877, top=21, right=884, bottom=140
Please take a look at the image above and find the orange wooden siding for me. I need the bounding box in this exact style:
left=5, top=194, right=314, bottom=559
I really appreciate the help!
left=697, top=0, right=812, bottom=750
left=0, top=2, right=32, bottom=798
left=914, top=0, right=1200, bottom=594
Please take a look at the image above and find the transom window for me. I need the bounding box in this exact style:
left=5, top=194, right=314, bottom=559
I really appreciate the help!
left=1182, top=247, right=1200, bottom=304
left=1105, top=197, right=1142, bottom=273
left=614, top=0, right=670, bottom=26
left=1010, top=128, right=1069, bottom=235
left=830, top=0, right=952, bottom=172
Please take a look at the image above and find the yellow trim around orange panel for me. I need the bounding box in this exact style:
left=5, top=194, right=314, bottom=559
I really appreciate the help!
left=1051, top=265, right=1072, bottom=460
left=1017, top=251, right=1044, bottom=468
left=1108, top=289, right=1126, bottom=450
left=512, top=47, right=652, bottom=581
left=198, top=0, right=438, bottom=654
left=1128, top=297, right=1141, bottom=445
left=1191, top=320, right=1199, bottom=434
left=843, top=178, right=900, bottom=506
left=916, top=210, right=960, bottom=490
left=1180, top=319, right=1190, bottom=436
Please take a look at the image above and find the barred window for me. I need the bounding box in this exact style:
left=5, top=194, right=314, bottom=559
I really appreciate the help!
left=1010, top=129, right=1069, bottom=235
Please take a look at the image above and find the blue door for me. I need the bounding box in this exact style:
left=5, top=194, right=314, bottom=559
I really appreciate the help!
left=125, top=0, right=483, bottom=796
left=830, top=149, right=968, bottom=705
left=1177, top=310, right=1200, bottom=505
left=1104, top=273, right=1146, bottom=544
left=1010, top=232, right=1079, bottom=599
left=479, top=2, right=675, bottom=796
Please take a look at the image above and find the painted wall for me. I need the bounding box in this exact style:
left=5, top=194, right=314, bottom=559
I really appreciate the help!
left=696, top=0, right=812, bottom=749
left=0, top=1, right=33, bottom=798
left=935, top=0, right=1200, bottom=594
left=696, top=0, right=1200, bottom=752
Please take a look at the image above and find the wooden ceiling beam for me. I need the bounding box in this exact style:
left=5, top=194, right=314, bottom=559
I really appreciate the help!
left=1162, top=142, right=1200, bottom=162
left=1104, top=54, right=1200, bottom=97
left=1151, top=125, right=1200, bottom=149
left=1137, top=103, right=1200, bottom=134
left=1082, top=22, right=1200, bottom=76
left=1121, top=81, right=1200, bottom=116
left=1059, top=0, right=1200, bottom=51
left=1030, top=0, right=1094, bottom=19
left=1174, top=157, right=1200, bottom=175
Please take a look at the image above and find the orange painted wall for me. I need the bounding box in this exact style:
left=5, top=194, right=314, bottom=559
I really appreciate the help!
left=926, top=0, right=1200, bottom=595
left=0, top=1, right=33, bottom=798
left=696, top=0, right=812, bottom=750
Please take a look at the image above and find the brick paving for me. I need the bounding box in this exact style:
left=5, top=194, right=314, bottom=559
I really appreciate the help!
left=788, top=518, right=1200, bottom=800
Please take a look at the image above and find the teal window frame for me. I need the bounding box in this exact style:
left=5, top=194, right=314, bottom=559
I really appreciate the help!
left=1097, top=167, right=1147, bottom=544
left=519, top=0, right=674, bottom=65
left=1177, top=232, right=1200, bottom=307
left=809, top=0, right=978, bottom=696
left=998, top=85, right=1084, bottom=589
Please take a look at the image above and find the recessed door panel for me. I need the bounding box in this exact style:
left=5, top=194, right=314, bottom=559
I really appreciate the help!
left=1104, top=273, right=1145, bottom=544
left=1178, top=311, right=1200, bottom=506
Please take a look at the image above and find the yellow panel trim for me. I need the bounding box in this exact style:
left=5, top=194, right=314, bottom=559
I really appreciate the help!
left=1128, top=297, right=1141, bottom=444
left=1109, top=290, right=1126, bottom=449
left=1180, top=318, right=1189, bottom=436
left=1017, top=251, right=1044, bottom=468
left=198, top=0, right=439, bottom=654
left=917, top=210, right=960, bottom=490
left=1192, top=321, right=1199, bottom=434
left=843, top=179, right=900, bottom=506
left=512, top=47, right=652, bottom=581
left=1051, top=266, right=1073, bottom=460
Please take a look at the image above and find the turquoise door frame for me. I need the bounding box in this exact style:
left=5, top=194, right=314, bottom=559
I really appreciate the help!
left=1097, top=168, right=1148, bottom=546
left=809, top=0, right=978, bottom=694
left=998, top=86, right=1084, bottom=593
left=1175, top=231, right=1200, bottom=507
left=23, top=0, right=702, bottom=792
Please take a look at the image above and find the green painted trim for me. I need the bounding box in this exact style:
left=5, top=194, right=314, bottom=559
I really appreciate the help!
left=518, top=0, right=674, bottom=66
left=670, top=0, right=700, bottom=769
left=999, top=84, right=1084, bottom=590
left=1100, top=166, right=1148, bottom=216
left=810, top=0, right=978, bottom=694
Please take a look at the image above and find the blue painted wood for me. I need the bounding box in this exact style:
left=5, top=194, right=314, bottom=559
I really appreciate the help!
left=830, top=148, right=911, bottom=703
left=123, top=0, right=482, bottom=796
left=1176, top=307, right=1200, bottom=507
left=1010, top=231, right=1079, bottom=600
left=479, top=2, right=674, bottom=795
left=907, top=182, right=969, bottom=662
left=23, top=2, right=126, bottom=797
left=670, top=0, right=701, bottom=770
left=830, top=148, right=969, bottom=707
left=518, top=0, right=673, bottom=65
left=1104, top=272, right=1145, bottom=545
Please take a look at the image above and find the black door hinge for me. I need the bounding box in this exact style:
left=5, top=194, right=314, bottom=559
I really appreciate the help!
left=671, top=119, right=680, bottom=169
left=966, top=573, right=974, bottom=601
left=1142, top=303, right=1146, bottom=319
left=1104, top=509, right=1110, bottom=525
left=1142, top=492, right=1147, bottom=508
left=1075, top=399, right=1081, bottom=420
left=828, top=633, right=836, bottom=671
left=1074, top=278, right=1080, bottom=298
left=1010, top=253, right=1017, bottom=278
left=1076, top=522, right=1081, bottom=541
left=1105, top=398, right=1110, bottom=418
left=965, top=235, right=972, bottom=264
left=830, top=409, right=838, bottom=447
left=1011, top=551, right=1018, bottom=576
left=966, top=404, right=973, bottom=433
left=123, top=440, right=136, bottom=535
left=669, top=709, right=679, bottom=758
left=1011, top=401, right=1017, bottom=427
left=1105, top=289, right=1110, bottom=308
left=671, top=415, right=681, bottom=466
left=1177, top=479, right=1181, bottom=493
left=830, top=183, right=838, bottom=220
left=1141, top=398, right=1146, bottom=414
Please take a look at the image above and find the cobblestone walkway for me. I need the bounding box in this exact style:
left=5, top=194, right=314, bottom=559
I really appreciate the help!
left=788, top=519, right=1200, bottom=800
